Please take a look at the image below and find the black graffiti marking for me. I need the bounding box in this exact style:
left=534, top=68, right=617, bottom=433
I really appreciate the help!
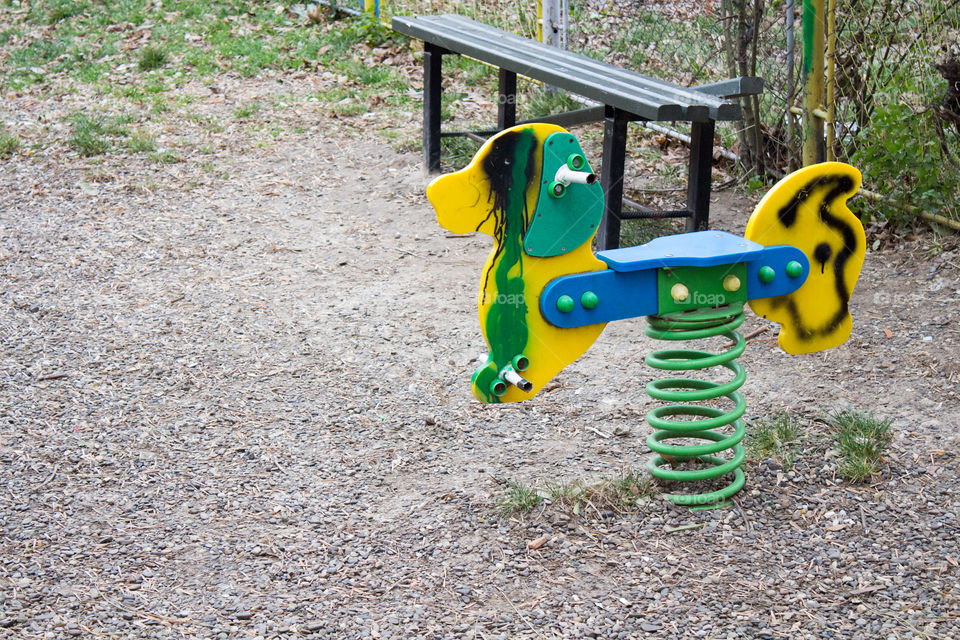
left=814, top=242, right=832, bottom=274
left=476, top=129, right=538, bottom=295
left=776, top=183, right=815, bottom=227
left=775, top=174, right=858, bottom=341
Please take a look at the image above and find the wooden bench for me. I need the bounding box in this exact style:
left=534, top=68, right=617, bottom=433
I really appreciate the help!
left=391, top=14, right=763, bottom=249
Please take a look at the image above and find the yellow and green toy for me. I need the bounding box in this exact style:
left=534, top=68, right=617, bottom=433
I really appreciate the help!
left=428, top=124, right=866, bottom=508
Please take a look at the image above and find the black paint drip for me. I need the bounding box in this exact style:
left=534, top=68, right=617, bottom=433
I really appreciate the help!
left=475, top=130, right=538, bottom=295
left=814, top=242, right=832, bottom=273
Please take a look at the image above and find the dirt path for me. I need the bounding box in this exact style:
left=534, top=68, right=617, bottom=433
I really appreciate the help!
left=1, top=74, right=959, bottom=639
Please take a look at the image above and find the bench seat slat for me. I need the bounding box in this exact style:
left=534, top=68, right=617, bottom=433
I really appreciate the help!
left=393, top=14, right=741, bottom=121
left=439, top=15, right=739, bottom=119
left=434, top=17, right=719, bottom=120
left=395, top=15, right=686, bottom=120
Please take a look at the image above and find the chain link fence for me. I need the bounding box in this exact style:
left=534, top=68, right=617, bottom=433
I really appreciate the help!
left=833, top=0, right=960, bottom=224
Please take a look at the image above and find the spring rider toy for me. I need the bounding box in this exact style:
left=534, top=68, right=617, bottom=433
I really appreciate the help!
left=428, top=124, right=865, bottom=508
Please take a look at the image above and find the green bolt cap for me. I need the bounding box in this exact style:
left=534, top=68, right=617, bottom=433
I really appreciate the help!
left=785, top=260, right=804, bottom=278
left=758, top=265, right=776, bottom=283
left=566, top=153, right=585, bottom=170
left=489, top=378, right=507, bottom=397
left=580, top=290, right=599, bottom=309
left=548, top=181, right=566, bottom=198
left=556, top=295, right=575, bottom=313
left=512, top=354, right=529, bottom=372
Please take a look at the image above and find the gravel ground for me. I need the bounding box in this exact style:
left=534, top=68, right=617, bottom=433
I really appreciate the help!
left=1, top=71, right=959, bottom=639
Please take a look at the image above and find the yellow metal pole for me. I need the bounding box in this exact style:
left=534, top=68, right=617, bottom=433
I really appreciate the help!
left=537, top=0, right=544, bottom=42
left=826, top=0, right=837, bottom=161
left=801, top=0, right=825, bottom=165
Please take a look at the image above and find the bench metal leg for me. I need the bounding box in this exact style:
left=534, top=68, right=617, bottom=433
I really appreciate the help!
left=598, top=106, right=630, bottom=250
left=423, top=43, right=445, bottom=172
left=686, top=120, right=715, bottom=232
left=497, top=68, right=517, bottom=130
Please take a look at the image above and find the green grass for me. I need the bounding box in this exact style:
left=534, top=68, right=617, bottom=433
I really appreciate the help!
left=450, top=55, right=493, bottom=87
left=497, top=481, right=543, bottom=517
left=65, top=111, right=136, bottom=156
left=612, top=13, right=721, bottom=84
left=68, top=113, right=115, bottom=156
left=616, top=218, right=679, bottom=247
left=138, top=45, right=168, bottom=71
left=329, top=99, right=366, bottom=117
left=0, top=0, right=417, bottom=165
left=46, top=0, right=87, bottom=24
left=441, top=136, right=482, bottom=172
left=521, top=86, right=581, bottom=120
left=748, top=413, right=803, bottom=470
left=826, top=409, right=893, bottom=482
left=150, top=96, right=170, bottom=114
left=126, top=130, right=156, bottom=153
left=498, top=470, right=656, bottom=518
left=0, top=132, right=21, bottom=158
left=583, top=469, right=656, bottom=511
left=233, top=102, right=261, bottom=119
left=150, top=150, right=183, bottom=164
left=1, top=1, right=410, bottom=91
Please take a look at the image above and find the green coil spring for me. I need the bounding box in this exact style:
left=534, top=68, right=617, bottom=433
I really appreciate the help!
left=644, top=304, right=747, bottom=509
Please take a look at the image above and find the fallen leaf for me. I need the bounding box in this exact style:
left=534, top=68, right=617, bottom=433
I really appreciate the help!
left=883, top=329, right=893, bottom=339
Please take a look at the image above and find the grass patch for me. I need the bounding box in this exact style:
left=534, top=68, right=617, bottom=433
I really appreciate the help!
left=0, top=131, right=21, bottom=158
left=497, top=470, right=656, bottom=518
left=150, top=96, right=171, bottom=114
left=329, top=99, right=366, bottom=117
left=126, top=130, right=156, bottom=153
left=450, top=55, right=493, bottom=87
left=68, top=111, right=130, bottom=157
left=441, top=136, right=482, bottom=172
left=616, top=218, right=679, bottom=248
left=496, top=481, right=543, bottom=517
left=521, top=86, right=582, bottom=120
left=138, top=45, right=168, bottom=71
left=546, top=470, right=656, bottom=515
left=2, top=0, right=413, bottom=104
left=826, top=409, right=893, bottom=482
left=748, top=413, right=802, bottom=470
left=150, top=150, right=183, bottom=164
left=233, top=102, right=261, bottom=119
left=47, top=0, right=87, bottom=25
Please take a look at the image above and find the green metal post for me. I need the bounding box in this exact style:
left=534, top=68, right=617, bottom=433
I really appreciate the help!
left=801, top=0, right=825, bottom=165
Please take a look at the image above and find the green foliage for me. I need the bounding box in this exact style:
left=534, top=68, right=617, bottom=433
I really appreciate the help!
left=852, top=102, right=960, bottom=226
left=138, top=45, right=168, bottom=71
left=1, top=0, right=414, bottom=110
left=337, top=12, right=400, bottom=48
left=0, top=131, right=20, bottom=158
left=748, top=413, right=802, bottom=470
left=826, top=409, right=893, bottom=482
left=497, top=481, right=543, bottom=516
